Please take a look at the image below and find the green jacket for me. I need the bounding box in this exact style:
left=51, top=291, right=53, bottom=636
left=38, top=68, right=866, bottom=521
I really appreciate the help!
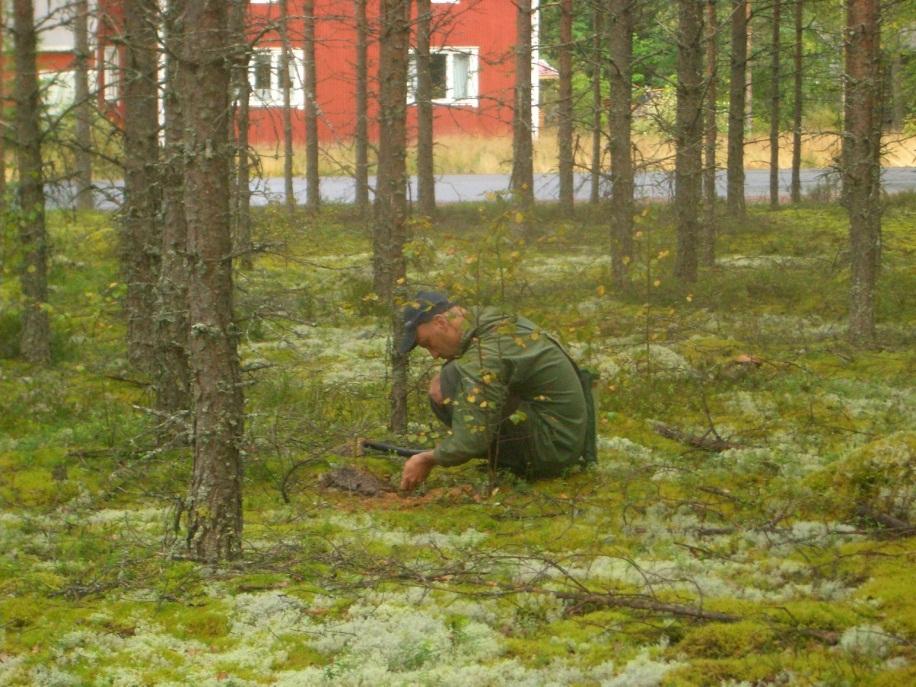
left=432, top=307, right=587, bottom=472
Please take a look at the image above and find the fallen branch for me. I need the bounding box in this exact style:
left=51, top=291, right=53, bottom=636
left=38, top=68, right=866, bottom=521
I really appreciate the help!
left=554, top=590, right=739, bottom=623
left=652, top=422, right=740, bottom=452
left=856, top=505, right=915, bottom=537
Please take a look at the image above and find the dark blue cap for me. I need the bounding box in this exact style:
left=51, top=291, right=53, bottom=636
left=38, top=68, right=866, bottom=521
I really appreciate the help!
left=399, top=291, right=453, bottom=355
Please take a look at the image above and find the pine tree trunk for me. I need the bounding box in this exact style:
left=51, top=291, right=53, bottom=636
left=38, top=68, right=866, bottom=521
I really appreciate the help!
left=123, top=0, right=162, bottom=374
left=73, top=0, right=93, bottom=211
left=745, top=0, right=753, bottom=130
left=416, top=0, right=436, bottom=218
left=557, top=0, right=574, bottom=215
left=155, top=0, right=191, bottom=435
left=843, top=0, right=881, bottom=346
left=790, top=0, right=802, bottom=203
left=0, top=5, right=6, bottom=205
left=375, top=0, right=411, bottom=432
left=279, top=0, right=295, bottom=217
left=354, top=0, right=370, bottom=215
left=727, top=0, right=748, bottom=217
left=12, top=0, right=50, bottom=364
left=511, top=0, right=535, bottom=229
left=304, top=0, right=320, bottom=212
left=675, top=0, right=704, bottom=283
left=179, top=0, right=244, bottom=562
left=701, top=0, right=718, bottom=266
left=769, top=0, right=781, bottom=209
left=608, top=0, right=633, bottom=288
left=589, top=4, right=603, bottom=205
left=230, top=0, right=253, bottom=269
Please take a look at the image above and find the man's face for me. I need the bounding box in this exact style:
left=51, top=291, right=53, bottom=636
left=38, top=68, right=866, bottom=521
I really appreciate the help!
left=415, top=314, right=463, bottom=360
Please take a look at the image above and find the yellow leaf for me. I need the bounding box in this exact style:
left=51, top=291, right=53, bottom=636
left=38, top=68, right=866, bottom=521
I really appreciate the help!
left=653, top=279, right=661, bottom=287
left=396, top=277, right=406, bottom=285
left=514, top=212, right=525, bottom=224
left=686, top=294, right=693, bottom=302
left=596, top=285, right=606, bottom=296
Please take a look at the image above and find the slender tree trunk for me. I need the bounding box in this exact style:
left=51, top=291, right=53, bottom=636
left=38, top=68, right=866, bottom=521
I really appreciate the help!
left=675, top=0, right=704, bottom=283
left=375, top=0, right=411, bottom=431
left=511, top=0, right=535, bottom=228
left=230, top=0, right=253, bottom=269
left=416, top=0, right=436, bottom=217
left=179, top=0, right=244, bottom=562
left=155, top=0, right=191, bottom=433
left=701, top=0, right=718, bottom=265
left=790, top=0, right=802, bottom=203
left=557, top=0, right=574, bottom=215
left=843, top=0, right=881, bottom=346
left=73, top=0, right=93, bottom=211
left=608, top=0, right=633, bottom=288
left=354, top=0, right=370, bottom=215
left=589, top=4, right=603, bottom=204
left=888, top=47, right=903, bottom=130
left=123, top=0, right=161, bottom=374
left=12, top=0, right=50, bottom=364
left=0, top=4, right=6, bottom=205
left=769, top=0, right=781, bottom=209
left=745, top=1, right=753, bottom=131
left=303, top=0, right=320, bottom=212
left=727, top=0, right=748, bottom=217
left=280, top=0, right=295, bottom=216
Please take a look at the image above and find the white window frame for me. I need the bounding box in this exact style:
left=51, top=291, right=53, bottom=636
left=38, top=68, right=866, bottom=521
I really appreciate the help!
left=103, top=45, right=119, bottom=103
left=408, top=46, right=479, bottom=108
left=249, top=47, right=305, bottom=109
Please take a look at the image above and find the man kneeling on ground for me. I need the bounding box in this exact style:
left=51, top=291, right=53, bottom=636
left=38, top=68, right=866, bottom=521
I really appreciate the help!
left=398, top=291, right=593, bottom=492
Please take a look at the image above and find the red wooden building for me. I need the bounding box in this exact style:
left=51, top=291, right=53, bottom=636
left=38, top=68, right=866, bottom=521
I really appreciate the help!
left=90, top=0, right=538, bottom=146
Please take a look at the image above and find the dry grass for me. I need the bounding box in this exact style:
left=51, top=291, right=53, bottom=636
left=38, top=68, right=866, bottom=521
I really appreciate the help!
left=253, top=129, right=916, bottom=177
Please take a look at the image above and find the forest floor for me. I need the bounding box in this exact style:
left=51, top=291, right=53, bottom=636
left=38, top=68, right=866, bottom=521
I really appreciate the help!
left=1, top=196, right=914, bottom=686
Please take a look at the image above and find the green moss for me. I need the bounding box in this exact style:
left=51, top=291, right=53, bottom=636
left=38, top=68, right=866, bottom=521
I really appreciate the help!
left=811, top=431, right=916, bottom=522
left=664, top=656, right=778, bottom=686
left=676, top=621, right=775, bottom=659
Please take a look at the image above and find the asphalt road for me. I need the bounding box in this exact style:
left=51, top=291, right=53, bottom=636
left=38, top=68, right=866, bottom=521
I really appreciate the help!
left=48, top=167, right=916, bottom=209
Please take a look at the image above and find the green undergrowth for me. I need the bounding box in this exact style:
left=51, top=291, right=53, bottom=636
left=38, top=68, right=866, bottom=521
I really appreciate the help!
left=1, top=200, right=914, bottom=685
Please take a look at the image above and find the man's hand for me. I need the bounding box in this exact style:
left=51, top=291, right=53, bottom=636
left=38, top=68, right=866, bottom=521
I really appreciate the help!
left=400, top=451, right=436, bottom=493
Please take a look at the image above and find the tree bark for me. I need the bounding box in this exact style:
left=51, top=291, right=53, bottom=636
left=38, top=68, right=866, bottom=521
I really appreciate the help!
left=415, top=0, right=436, bottom=218
left=842, top=0, right=881, bottom=346
left=0, top=4, right=6, bottom=205
left=727, top=0, right=748, bottom=217
left=701, top=0, right=718, bottom=265
left=354, top=0, right=370, bottom=215
left=790, top=0, right=802, bottom=203
left=375, top=0, right=411, bottom=432
left=589, top=4, right=603, bottom=205
left=12, top=0, right=50, bottom=364
left=73, top=0, right=93, bottom=211
left=230, top=0, right=253, bottom=269
left=511, top=0, right=535, bottom=229
left=155, top=0, right=191, bottom=433
left=745, top=0, right=753, bottom=130
left=557, top=0, right=574, bottom=215
left=122, top=0, right=162, bottom=374
left=304, top=0, right=320, bottom=212
left=675, top=0, right=704, bottom=283
left=280, top=0, right=295, bottom=216
left=608, top=0, right=634, bottom=288
left=769, top=0, right=781, bottom=209
left=179, top=0, right=244, bottom=562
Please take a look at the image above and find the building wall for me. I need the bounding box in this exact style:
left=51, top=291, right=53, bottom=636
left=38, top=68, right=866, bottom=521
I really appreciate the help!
left=245, top=0, right=516, bottom=145
left=52, top=0, right=521, bottom=145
